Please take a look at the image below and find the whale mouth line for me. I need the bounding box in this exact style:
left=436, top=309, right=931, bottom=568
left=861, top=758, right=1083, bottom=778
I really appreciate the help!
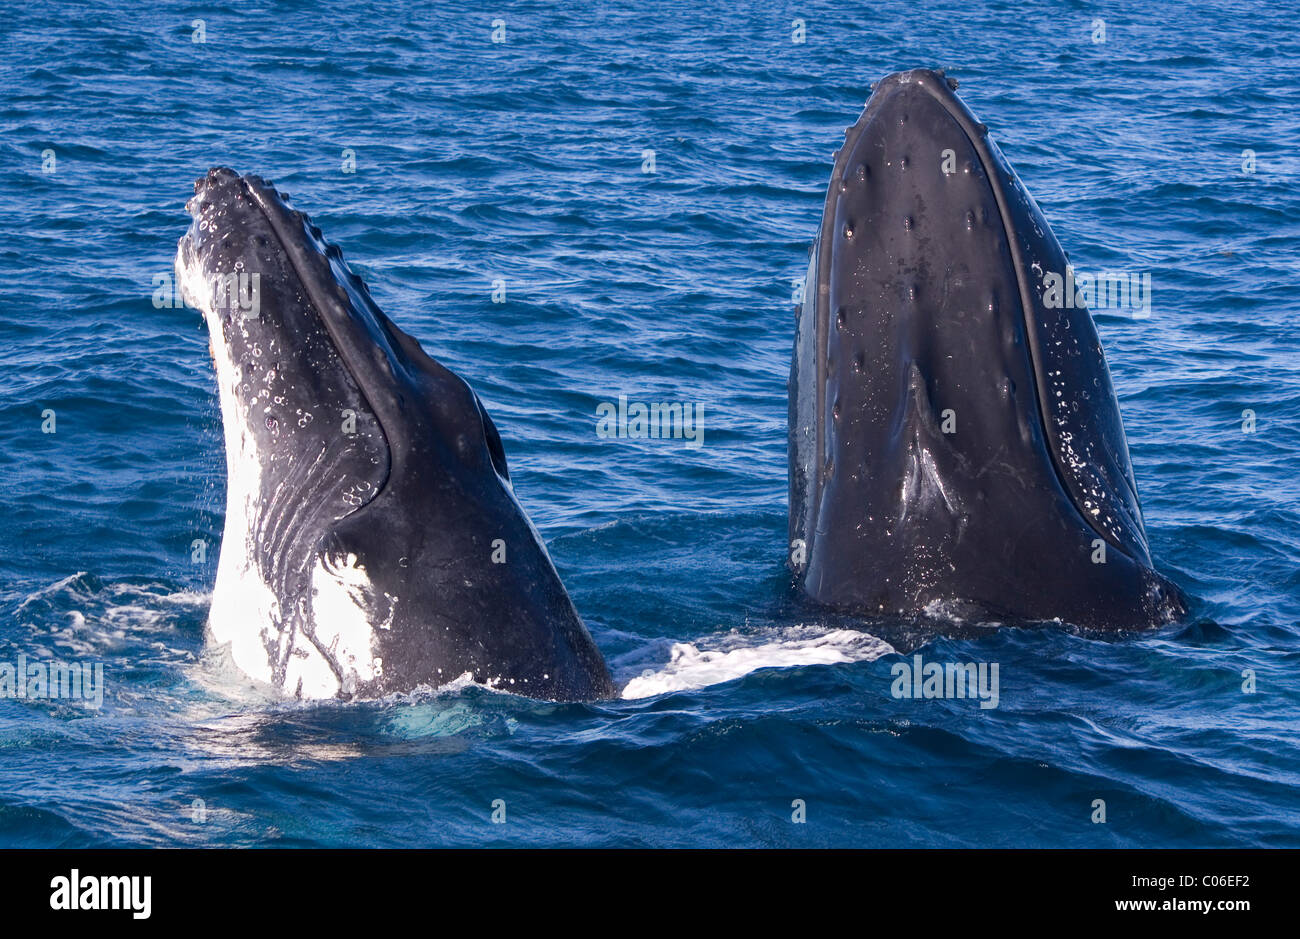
left=821, top=71, right=1136, bottom=563
left=212, top=173, right=398, bottom=510
left=240, top=178, right=382, bottom=422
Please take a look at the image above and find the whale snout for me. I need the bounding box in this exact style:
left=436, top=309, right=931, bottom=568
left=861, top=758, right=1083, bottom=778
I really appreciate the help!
left=790, top=69, right=1186, bottom=630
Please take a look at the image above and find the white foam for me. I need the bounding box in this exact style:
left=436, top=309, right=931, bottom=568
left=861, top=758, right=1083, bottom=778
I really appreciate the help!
left=10, top=576, right=210, bottom=670
left=621, top=626, right=894, bottom=699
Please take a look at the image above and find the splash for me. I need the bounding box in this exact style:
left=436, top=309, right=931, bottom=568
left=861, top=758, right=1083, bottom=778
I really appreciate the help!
left=621, top=626, right=894, bottom=699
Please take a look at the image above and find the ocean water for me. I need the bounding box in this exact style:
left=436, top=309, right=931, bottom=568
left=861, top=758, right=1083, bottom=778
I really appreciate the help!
left=0, top=0, right=1298, bottom=847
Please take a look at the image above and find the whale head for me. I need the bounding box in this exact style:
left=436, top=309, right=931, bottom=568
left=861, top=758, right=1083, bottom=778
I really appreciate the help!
left=178, top=167, right=612, bottom=700
left=789, top=70, right=1187, bottom=629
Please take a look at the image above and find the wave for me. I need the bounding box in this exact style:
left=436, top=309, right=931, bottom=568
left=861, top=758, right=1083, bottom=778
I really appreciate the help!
left=621, top=626, right=894, bottom=699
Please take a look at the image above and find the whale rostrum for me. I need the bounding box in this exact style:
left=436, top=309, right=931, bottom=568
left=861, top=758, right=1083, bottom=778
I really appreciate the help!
left=789, top=70, right=1187, bottom=629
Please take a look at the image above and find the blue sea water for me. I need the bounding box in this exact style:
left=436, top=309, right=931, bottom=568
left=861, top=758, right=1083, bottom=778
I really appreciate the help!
left=0, top=0, right=1297, bottom=847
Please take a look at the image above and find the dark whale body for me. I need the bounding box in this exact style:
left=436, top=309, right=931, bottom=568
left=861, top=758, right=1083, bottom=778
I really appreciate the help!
left=789, top=69, right=1186, bottom=629
left=179, top=168, right=612, bottom=701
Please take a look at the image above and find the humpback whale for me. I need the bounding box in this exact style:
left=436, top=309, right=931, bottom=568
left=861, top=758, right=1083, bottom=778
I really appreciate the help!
left=789, top=69, right=1187, bottom=629
left=178, top=167, right=613, bottom=701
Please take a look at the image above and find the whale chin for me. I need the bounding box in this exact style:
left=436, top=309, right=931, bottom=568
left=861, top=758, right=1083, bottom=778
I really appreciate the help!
left=788, top=69, right=1187, bottom=630
left=181, top=167, right=613, bottom=701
